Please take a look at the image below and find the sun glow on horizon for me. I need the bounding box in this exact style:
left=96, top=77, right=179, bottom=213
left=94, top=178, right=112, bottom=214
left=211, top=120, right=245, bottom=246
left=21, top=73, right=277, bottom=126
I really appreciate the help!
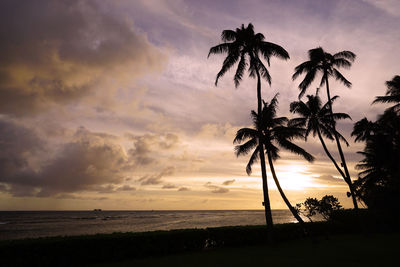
left=271, top=164, right=315, bottom=190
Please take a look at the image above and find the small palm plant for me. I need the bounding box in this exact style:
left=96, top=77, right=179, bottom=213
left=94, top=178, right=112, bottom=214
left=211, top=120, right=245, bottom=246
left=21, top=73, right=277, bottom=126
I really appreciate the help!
left=289, top=93, right=351, bottom=182
left=234, top=94, right=314, bottom=224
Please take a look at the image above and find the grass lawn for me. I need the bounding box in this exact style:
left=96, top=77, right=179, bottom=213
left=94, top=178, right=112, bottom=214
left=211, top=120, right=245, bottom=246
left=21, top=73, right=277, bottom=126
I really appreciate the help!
left=89, top=232, right=399, bottom=267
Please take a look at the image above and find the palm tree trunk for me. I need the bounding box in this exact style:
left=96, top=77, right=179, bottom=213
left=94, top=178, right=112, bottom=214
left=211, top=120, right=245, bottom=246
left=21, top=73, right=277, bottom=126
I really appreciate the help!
left=316, top=127, right=347, bottom=180
left=266, top=150, right=305, bottom=224
left=255, top=68, right=274, bottom=232
left=325, top=75, right=359, bottom=210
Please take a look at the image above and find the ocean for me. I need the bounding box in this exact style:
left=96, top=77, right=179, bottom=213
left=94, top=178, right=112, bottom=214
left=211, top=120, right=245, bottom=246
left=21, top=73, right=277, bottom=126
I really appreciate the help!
left=0, top=210, right=318, bottom=240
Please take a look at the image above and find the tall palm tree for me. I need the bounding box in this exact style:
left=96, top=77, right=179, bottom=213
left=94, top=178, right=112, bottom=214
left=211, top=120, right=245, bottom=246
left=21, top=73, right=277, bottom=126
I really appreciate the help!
left=290, top=94, right=351, bottom=182
left=372, top=75, right=400, bottom=112
left=234, top=94, right=314, bottom=225
left=208, top=23, right=289, bottom=228
left=292, top=47, right=359, bottom=210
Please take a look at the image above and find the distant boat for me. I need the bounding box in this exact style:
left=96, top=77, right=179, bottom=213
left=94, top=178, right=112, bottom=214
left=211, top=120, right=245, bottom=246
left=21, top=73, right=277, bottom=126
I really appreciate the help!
left=93, top=209, right=102, bottom=212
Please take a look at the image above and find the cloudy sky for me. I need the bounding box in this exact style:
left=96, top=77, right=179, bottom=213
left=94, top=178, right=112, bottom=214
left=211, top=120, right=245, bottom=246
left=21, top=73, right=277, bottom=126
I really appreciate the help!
left=0, top=0, right=399, bottom=210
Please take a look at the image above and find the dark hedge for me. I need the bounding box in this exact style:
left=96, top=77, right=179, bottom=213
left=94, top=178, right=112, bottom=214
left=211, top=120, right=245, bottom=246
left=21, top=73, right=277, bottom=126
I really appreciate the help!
left=0, top=209, right=392, bottom=267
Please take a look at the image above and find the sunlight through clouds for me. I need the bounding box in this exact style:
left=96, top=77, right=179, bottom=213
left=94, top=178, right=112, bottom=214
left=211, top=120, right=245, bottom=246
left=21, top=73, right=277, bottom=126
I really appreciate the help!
left=0, top=0, right=399, bottom=210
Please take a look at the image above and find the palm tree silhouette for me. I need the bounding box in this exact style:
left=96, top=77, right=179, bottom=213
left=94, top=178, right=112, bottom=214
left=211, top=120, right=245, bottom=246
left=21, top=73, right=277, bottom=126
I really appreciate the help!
left=234, top=94, right=314, bottom=225
left=373, top=75, right=400, bottom=112
left=208, top=23, right=289, bottom=228
left=292, top=47, right=359, bottom=210
left=290, top=93, right=351, bottom=182
left=352, top=109, right=400, bottom=208
left=351, top=117, right=378, bottom=142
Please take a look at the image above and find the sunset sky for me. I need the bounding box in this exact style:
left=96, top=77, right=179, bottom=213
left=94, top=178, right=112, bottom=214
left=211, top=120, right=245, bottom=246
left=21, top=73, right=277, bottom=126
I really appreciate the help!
left=0, top=0, right=399, bottom=210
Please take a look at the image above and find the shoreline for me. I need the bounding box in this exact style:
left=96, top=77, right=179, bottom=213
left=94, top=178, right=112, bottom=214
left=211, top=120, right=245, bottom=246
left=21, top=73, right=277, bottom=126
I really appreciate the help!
left=0, top=209, right=310, bottom=241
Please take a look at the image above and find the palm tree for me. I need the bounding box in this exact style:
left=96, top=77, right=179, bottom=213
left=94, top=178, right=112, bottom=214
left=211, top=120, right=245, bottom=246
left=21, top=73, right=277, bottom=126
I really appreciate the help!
left=208, top=23, right=289, bottom=228
left=352, top=109, right=400, bottom=209
left=290, top=94, right=351, bottom=182
left=351, top=118, right=378, bottom=142
left=292, top=47, right=359, bottom=210
left=372, top=75, right=400, bottom=112
left=234, top=94, right=314, bottom=225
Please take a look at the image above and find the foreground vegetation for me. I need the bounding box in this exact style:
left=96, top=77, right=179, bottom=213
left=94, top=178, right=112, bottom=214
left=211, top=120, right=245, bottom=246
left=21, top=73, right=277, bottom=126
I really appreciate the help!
left=90, top=233, right=399, bottom=267
left=1, top=210, right=398, bottom=267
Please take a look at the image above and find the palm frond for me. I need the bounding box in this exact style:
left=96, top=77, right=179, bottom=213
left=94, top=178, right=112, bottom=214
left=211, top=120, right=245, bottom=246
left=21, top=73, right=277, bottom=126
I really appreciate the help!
left=298, top=68, right=317, bottom=98
left=308, top=47, right=326, bottom=62
left=318, top=124, right=334, bottom=140
left=333, top=68, right=352, bottom=87
left=321, top=95, right=339, bottom=111
left=250, top=110, right=260, bottom=128
left=373, top=95, right=400, bottom=104
left=208, top=43, right=231, bottom=58
left=254, top=32, right=265, bottom=42
left=221, top=30, right=236, bottom=42
left=319, top=72, right=327, bottom=88
left=266, top=144, right=280, bottom=161
left=335, top=130, right=350, bottom=146
left=288, top=118, right=306, bottom=127
left=333, top=50, right=356, bottom=61
left=292, top=61, right=313, bottom=81
left=272, top=116, right=288, bottom=127
left=289, top=100, right=310, bottom=116
left=259, top=41, right=290, bottom=60
left=215, top=51, right=240, bottom=85
left=234, top=53, right=247, bottom=87
left=276, top=138, right=315, bottom=162
left=331, top=112, right=352, bottom=121
left=257, top=58, right=272, bottom=85
left=273, top=126, right=305, bottom=140
left=235, top=138, right=258, bottom=156
left=268, top=93, right=280, bottom=111
left=304, top=122, right=313, bottom=140
left=246, top=146, right=260, bottom=175
left=333, top=58, right=352, bottom=69
left=233, top=128, right=258, bottom=144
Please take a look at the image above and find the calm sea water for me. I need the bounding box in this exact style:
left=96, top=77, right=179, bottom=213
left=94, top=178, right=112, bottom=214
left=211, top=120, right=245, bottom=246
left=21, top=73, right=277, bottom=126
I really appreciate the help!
left=0, top=210, right=316, bottom=240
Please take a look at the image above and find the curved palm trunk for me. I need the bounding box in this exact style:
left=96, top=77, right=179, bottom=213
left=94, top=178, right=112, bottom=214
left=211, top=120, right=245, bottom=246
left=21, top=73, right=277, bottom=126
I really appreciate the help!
left=255, top=68, right=274, bottom=232
left=325, top=75, right=359, bottom=210
left=316, top=127, right=347, bottom=179
left=266, top=150, right=305, bottom=224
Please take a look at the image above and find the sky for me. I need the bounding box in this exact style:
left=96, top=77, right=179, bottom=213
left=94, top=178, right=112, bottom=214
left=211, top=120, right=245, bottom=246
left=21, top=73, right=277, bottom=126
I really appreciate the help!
left=0, top=0, right=399, bottom=210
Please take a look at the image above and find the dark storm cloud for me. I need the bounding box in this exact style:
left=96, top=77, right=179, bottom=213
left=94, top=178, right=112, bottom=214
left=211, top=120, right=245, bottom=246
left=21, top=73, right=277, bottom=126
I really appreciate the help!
left=0, top=0, right=164, bottom=116
left=0, top=125, right=135, bottom=197
left=0, top=122, right=184, bottom=197
left=0, top=118, right=44, bottom=184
